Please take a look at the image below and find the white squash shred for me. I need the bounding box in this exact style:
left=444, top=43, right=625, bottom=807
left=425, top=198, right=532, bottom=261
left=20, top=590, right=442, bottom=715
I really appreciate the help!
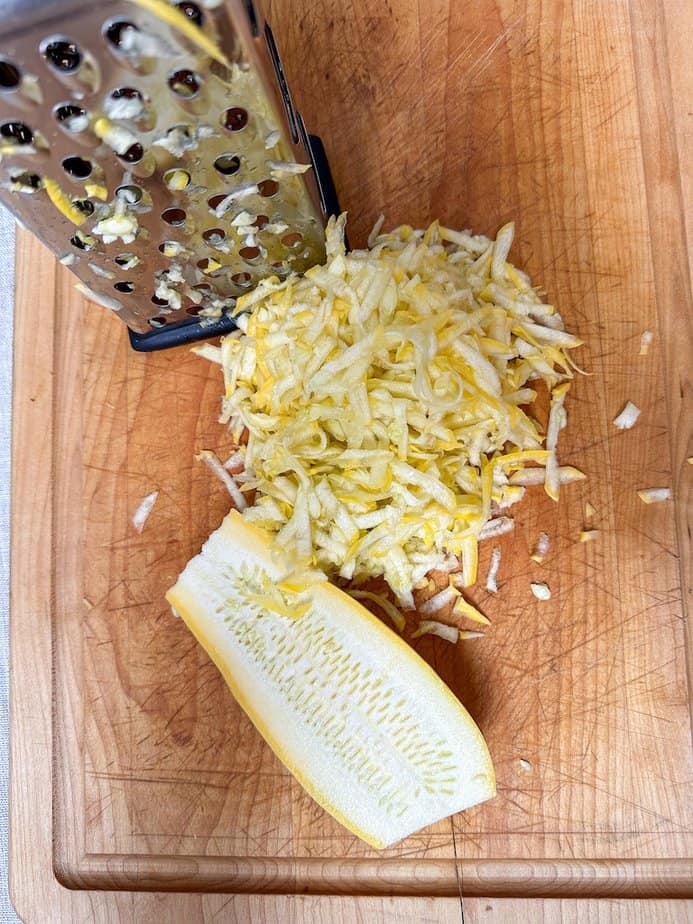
left=613, top=401, right=641, bottom=430
left=485, top=547, right=501, bottom=593
left=193, top=343, right=223, bottom=365
left=92, top=117, right=140, bottom=157
left=266, top=159, right=312, bottom=179
left=579, top=529, right=600, bottom=542
left=132, top=490, right=159, bottom=533
left=104, top=92, right=144, bottom=121
left=530, top=531, right=550, bottom=563
left=348, top=589, right=406, bottom=632
left=544, top=383, right=569, bottom=501
left=637, top=487, right=671, bottom=504
left=412, top=620, right=485, bottom=643
left=92, top=201, right=139, bottom=245
left=75, top=282, right=123, bottom=312
left=530, top=582, right=551, bottom=600
left=479, top=516, right=515, bottom=540
left=411, top=620, right=459, bottom=643
left=214, top=183, right=260, bottom=217
left=585, top=500, right=596, bottom=518
left=368, top=214, right=386, bottom=247
left=509, top=465, right=585, bottom=486
left=639, top=330, right=653, bottom=355
left=202, top=215, right=582, bottom=605
left=88, top=262, right=115, bottom=279
left=154, top=124, right=217, bottom=157
left=420, top=585, right=458, bottom=615
left=197, top=450, right=247, bottom=510
left=223, top=450, right=245, bottom=471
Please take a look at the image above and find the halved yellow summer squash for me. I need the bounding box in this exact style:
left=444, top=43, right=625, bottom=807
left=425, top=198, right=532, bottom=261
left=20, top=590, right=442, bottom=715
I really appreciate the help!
left=167, top=511, right=495, bottom=849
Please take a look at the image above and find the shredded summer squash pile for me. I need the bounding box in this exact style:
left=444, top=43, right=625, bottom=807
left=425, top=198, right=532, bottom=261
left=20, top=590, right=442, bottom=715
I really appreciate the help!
left=196, top=215, right=583, bottom=614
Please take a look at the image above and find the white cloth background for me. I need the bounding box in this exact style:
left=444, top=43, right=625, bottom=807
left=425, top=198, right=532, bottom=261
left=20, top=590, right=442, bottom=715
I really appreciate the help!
left=0, top=207, right=24, bottom=922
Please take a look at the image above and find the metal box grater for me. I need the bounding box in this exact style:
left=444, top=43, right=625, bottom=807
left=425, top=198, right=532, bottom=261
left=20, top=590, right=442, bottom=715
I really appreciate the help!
left=0, top=0, right=338, bottom=349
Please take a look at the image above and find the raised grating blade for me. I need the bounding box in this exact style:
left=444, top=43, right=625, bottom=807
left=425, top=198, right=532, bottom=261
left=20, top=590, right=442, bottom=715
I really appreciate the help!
left=0, top=0, right=336, bottom=349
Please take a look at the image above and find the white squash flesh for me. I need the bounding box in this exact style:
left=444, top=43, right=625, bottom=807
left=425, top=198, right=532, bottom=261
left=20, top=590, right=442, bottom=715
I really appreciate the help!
left=167, top=511, right=495, bottom=849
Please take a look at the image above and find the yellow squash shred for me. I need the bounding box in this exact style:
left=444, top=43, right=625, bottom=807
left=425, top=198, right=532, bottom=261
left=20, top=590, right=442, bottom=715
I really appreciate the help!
left=198, top=215, right=582, bottom=608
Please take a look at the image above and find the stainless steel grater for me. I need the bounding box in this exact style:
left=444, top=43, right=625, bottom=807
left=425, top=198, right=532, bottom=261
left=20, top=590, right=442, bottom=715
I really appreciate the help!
left=0, top=0, right=338, bottom=349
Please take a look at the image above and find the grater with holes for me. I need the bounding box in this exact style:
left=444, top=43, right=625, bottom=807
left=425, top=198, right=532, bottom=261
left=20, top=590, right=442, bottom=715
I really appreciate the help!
left=0, top=0, right=339, bottom=349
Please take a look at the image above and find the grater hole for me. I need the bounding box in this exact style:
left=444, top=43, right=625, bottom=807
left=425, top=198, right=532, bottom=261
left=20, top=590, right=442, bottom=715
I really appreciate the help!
left=168, top=69, right=201, bottom=99
left=10, top=171, right=41, bottom=192
left=207, top=193, right=226, bottom=211
left=158, top=241, right=185, bottom=257
left=110, top=86, right=141, bottom=100
left=231, top=272, right=252, bottom=287
left=243, top=0, right=260, bottom=37
left=239, top=246, right=261, bottom=261
left=0, top=60, right=21, bottom=90
left=222, top=107, right=248, bottom=132
left=186, top=304, right=203, bottom=316
left=257, top=179, right=278, bottom=197
left=62, top=155, right=92, bottom=179
left=161, top=208, right=186, bottom=226
left=209, top=59, right=234, bottom=85
left=42, top=37, right=81, bottom=73
left=114, top=281, right=135, bottom=293
left=0, top=121, right=33, bottom=145
left=163, top=168, right=191, bottom=190
left=70, top=232, right=94, bottom=251
left=202, top=228, right=225, bottom=245
left=116, top=184, right=143, bottom=204
left=254, top=214, right=269, bottom=229
left=115, top=252, right=137, bottom=266
left=281, top=231, right=303, bottom=248
left=176, top=1, right=204, bottom=26
left=54, top=103, right=88, bottom=133
left=197, top=258, right=221, bottom=273
left=73, top=199, right=94, bottom=217
left=105, top=87, right=145, bottom=120
left=214, top=153, right=240, bottom=176
left=104, top=20, right=138, bottom=49
left=118, top=142, right=144, bottom=164
left=151, top=295, right=169, bottom=307
left=149, top=316, right=167, bottom=328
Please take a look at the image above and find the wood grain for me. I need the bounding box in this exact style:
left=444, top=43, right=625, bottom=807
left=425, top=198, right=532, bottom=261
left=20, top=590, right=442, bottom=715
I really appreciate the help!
left=462, top=899, right=693, bottom=924
left=9, top=0, right=693, bottom=919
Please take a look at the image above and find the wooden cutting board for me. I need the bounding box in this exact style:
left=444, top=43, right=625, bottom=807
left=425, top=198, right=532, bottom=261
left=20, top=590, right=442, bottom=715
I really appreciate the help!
left=9, top=0, right=693, bottom=920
